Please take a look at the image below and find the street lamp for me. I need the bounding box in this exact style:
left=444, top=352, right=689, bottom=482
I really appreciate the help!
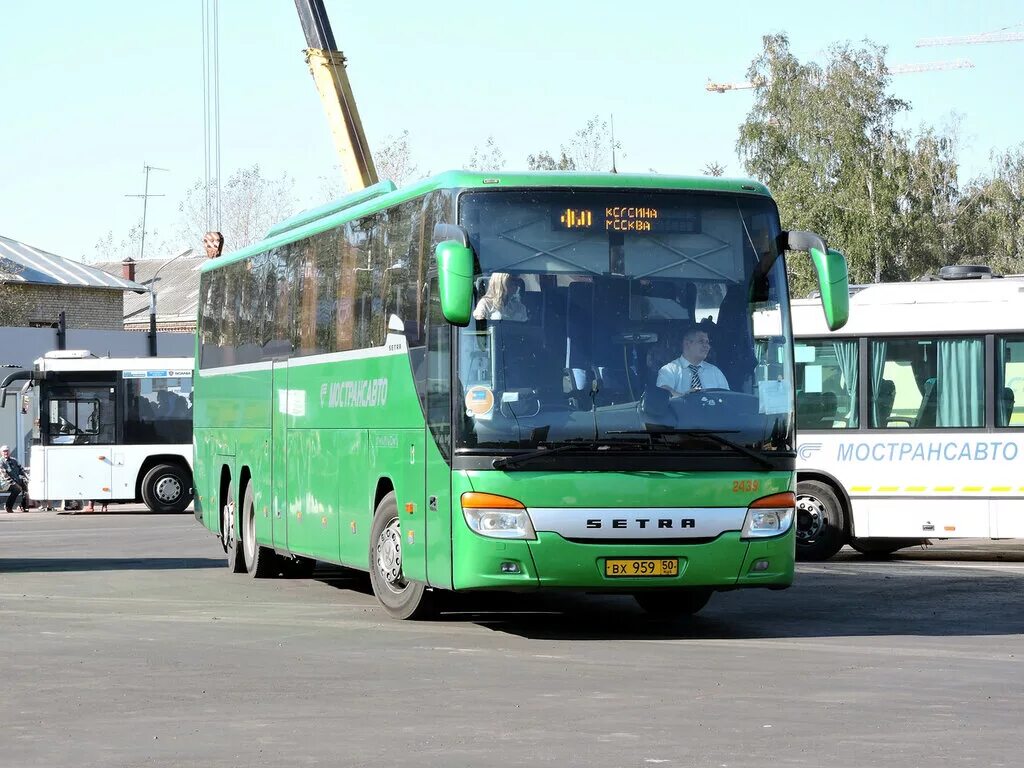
left=148, top=248, right=193, bottom=357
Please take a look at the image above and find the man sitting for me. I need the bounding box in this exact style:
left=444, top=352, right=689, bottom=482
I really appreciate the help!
left=657, top=326, right=730, bottom=397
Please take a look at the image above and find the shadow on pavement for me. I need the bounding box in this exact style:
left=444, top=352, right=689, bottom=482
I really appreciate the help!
left=0, top=557, right=225, bottom=572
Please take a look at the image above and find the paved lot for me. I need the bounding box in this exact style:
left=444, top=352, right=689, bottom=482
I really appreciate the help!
left=2, top=507, right=1022, bottom=768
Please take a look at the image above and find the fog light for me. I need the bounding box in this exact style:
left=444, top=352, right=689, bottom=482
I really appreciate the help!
left=751, top=558, right=770, bottom=572
left=500, top=561, right=521, bottom=574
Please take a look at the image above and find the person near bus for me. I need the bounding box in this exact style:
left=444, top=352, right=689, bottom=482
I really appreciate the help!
left=1, top=445, right=29, bottom=514
left=473, top=272, right=527, bottom=322
left=657, top=326, right=730, bottom=397
left=203, top=231, right=224, bottom=259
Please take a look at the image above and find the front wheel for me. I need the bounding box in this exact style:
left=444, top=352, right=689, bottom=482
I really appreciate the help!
left=634, top=588, right=712, bottom=617
left=368, top=492, right=433, bottom=620
left=795, top=480, right=846, bottom=561
left=141, top=463, right=193, bottom=514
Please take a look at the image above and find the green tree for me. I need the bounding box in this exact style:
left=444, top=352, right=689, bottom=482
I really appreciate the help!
left=735, top=34, right=964, bottom=293
left=951, top=144, right=1024, bottom=276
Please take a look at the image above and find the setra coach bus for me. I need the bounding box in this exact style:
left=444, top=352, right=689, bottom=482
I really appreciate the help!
left=193, top=171, right=848, bottom=618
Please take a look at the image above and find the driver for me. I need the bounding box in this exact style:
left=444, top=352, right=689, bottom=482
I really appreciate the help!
left=657, top=326, right=730, bottom=397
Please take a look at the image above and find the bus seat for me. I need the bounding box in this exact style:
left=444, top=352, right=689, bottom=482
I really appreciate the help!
left=796, top=391, right=824, bottom=428
left=565, top=281, right=594, bottom=393
left=999, top=387, right=1015, bottom=425
left=712, top=283, right=757, bottom=389
left=914, top=377, right=938, bottom=428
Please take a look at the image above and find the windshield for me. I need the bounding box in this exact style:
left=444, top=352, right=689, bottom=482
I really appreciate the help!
left=453, top=189, right=795, bottom=459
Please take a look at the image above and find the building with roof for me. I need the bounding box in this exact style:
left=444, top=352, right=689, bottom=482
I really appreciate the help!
left=0, top=234, right=145, bottom=329
left=95, top=251, right=205, bottom=333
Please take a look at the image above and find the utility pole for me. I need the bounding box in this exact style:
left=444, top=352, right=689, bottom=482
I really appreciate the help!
left=125, top=164, right=169, bottom=261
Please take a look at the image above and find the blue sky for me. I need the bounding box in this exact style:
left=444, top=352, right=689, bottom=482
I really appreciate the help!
left=1, top=1, right=1021, bottom=261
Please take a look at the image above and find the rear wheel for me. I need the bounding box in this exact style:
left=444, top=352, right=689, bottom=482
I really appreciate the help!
left=368, top=492, right=433, bottom=620
left=795, top=480, right=846, bottom=561
left=634, top=588, right=713, bottom=617
left=242, top=483, right=280, bottom=578
left=141, top=463, right=192, bottom=514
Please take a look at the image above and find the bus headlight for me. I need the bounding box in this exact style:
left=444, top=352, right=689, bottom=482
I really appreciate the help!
left=461, top=492, right=536, bottom=540
left=741, top=492, right=796, bottom=539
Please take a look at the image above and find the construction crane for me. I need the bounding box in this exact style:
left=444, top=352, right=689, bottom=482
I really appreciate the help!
left=706, top=59, right=974, bottom=93
left=294, top=0, right=378, bottom=191
left=917, top=29, right=1024, bottom=47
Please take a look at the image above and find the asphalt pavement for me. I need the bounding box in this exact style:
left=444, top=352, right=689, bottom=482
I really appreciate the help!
left=1, top=507, right=1022, bottom=768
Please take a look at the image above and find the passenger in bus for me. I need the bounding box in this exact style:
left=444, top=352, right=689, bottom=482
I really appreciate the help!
left=657, top=326, right=730, bottom=397
left=473, top=272, right=527, bottom=322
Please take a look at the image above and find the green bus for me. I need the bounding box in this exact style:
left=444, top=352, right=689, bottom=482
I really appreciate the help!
left=193, top=171, right=848, bottom=619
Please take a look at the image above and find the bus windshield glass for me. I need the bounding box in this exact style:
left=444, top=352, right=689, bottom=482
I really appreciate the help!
left=455, top=189, right=794, bottom=456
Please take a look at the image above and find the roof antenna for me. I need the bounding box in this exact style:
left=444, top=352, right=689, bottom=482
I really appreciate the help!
left=610, top=113, right=618, bottom=173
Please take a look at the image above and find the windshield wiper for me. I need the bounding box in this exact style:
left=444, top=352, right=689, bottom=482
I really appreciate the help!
left=492, top=438, right=654, bottom=470
left=607, top=429, right=776, bottom=470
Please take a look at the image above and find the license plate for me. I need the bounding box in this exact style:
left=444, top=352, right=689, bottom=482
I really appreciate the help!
left=604, top=558, right=679, bottom=578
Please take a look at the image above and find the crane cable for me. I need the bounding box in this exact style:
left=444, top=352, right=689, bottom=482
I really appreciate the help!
left=201, top=0, right=222, bottom=232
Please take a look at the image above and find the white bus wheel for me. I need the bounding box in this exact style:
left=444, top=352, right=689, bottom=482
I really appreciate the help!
left=795, top=480, right=846, bottom=561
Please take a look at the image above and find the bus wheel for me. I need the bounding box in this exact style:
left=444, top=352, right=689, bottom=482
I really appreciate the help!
left=634, top=589, right=712, bottom=617
left=242, top=483, right=279, bottom=578
left=141, top=463, right=192, bottom=514
left=368, top=492, right=433, bottom=620
left=795, top=480, right=846, bottom=561
left=223, top=487, right=245, bottom=573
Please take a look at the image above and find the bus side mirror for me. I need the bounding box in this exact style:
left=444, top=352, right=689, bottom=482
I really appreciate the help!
left=434, top=240, right=475, bottom=327
left=784, top=230, right=850, bottom=331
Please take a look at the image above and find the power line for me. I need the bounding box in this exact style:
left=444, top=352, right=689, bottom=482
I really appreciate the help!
left=125, top=164, right=169, bottom=261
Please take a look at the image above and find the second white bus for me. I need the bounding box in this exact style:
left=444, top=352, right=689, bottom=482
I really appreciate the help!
left=790, top=266, right=1024, bottom=559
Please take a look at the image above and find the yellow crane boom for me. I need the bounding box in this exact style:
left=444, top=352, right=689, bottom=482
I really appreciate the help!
left=294, top=0, right=378, bottom=191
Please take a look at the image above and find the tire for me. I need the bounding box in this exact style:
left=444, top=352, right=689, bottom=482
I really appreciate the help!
left=634, top=588, right=713, bottom=617
left=223, top=481, right=245, bottom=573
left=141, top=463, right=193, bottom=514
left=795, top=480, right=846, bottom=561
left=849, top=537, right=921, bottom=558
left=242, top=483, right=280, bottom=578
left=368, top=492, right=433, bottom=620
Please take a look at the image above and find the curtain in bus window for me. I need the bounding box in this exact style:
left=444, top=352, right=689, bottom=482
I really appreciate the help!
left=833, top=341, right=858, bottom=427
left=870, top=341, right=887, bottom=427
left=937, top=337, right=983, bottom=428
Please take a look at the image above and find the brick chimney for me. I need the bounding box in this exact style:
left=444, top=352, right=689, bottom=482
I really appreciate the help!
left=122, top=257, right=136, bottom=281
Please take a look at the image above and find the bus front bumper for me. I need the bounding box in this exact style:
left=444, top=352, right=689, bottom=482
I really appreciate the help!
left=450, top=529, right=794, bottom=591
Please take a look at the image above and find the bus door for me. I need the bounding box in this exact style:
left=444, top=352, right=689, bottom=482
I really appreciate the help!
left=423, top=278, right=455, bottom=589
left=271, top=360, right=289, bottom=551
left=43, top=385, right=116, bottom=502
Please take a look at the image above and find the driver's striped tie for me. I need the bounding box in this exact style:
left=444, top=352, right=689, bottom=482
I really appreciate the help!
left=688, top=364, right=702, bottom=391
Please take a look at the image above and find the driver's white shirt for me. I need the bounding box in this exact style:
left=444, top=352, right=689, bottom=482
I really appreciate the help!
left=657, top=356, right=730, bottom=395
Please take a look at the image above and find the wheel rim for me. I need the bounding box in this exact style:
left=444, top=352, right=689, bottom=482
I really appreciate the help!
left=222, top=498, right=234, bottom=551
left=154, top=475, right=182, bottom=504
left=796, top=493, right=826, bottom=542
left=375, top=517, right=407, bottom=594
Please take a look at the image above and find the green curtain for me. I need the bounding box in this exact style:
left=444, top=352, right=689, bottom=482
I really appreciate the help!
left=870, top=341, right=887, bottom=427
left=937, top=338, right=984, bottom=427
left=833, top=340, right=858, bottom=427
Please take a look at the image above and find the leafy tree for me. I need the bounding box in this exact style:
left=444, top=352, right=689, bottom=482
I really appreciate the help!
left=0, top=258, right=32, bottom=326
left=526, top=150, right=576, bottom=171
left=951, top=144, right=1024, bottom=276
left=702, top=162, right=726, bottom=177
left=736, top=34, right=944, bottom=293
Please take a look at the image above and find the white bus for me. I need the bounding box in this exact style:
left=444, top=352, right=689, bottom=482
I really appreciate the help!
left=790, top=266, right=1024, bottom=559
left=21, top=351, right=194, bottom=513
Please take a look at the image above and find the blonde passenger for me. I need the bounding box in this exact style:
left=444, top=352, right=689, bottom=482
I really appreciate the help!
left=473, top=272, right=527, bottom=322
